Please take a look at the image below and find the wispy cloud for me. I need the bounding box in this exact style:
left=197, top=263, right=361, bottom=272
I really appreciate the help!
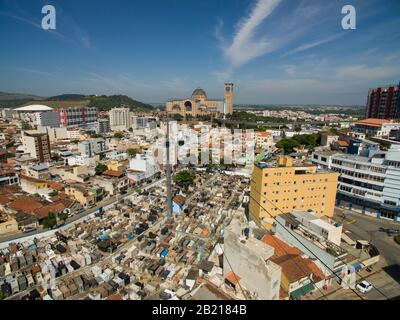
left=17, top=67, right=55, bottom=77
left=224, top=0, right=282, bottom=67
left=0, top=1, right=90, bottom=49
left=335, top=64, right=400, bottom=80
left=212, top=67, right=234, bottom=83
left=214, top=18, right=225, bottom=45
left=0, top=11, right=68, bottom=41
left=282, top=33, right=344, bottom=57
left=56, top=5, right=91, bottom=49
left=84, top=72, right=122, bottom=91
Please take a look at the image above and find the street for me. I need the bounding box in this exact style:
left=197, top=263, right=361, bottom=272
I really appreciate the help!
left=334, top=207, right=400, bottom=266
left=327, top=208, right=400, bottom=300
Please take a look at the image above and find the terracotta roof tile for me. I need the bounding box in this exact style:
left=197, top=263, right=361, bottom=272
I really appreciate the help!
left=262, top=234, right=302, bottom=258
left=271, top=254, right=313, bottom=283
left=107, top=293, right=123, bottom=300
left=33, top=202, right=65, bottom=220
left=306, top=260, right=325, bottom=282
left=173, top=195, right=186, bottom=205
left=0, top=169, right=16, bottom=175
left=102, top=170, right=123, bottom=178
left=336, top=140, right=349, bottom=147
left=356, top=118, right=391, bottom=127
left=9, top=196, right=42, bottom=213
left=257, top=132, right=271, bottom=137
left=0, top=194, right=14, bottom=205
left=225, top=271, right=241, bottom=286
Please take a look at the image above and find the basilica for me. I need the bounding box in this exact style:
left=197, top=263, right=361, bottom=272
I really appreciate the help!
left=166, top=83, right=233, bottom=117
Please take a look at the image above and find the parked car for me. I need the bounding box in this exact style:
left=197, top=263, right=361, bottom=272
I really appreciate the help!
left=22, top=227, right=37, bottom=233
left=356, top=281, right=373, bottom=293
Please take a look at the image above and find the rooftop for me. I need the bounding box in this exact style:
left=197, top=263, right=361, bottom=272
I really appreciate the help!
left=271, top=254, right=312, bottom=282
left=102, top=170, right=124, bottom=178
left=262, top=234, right=302, bottom=259
left=192, top=87, right=207, bottom=98
left=14, top=104, right=53, bottom=112
left=355, top=118, right=395, bottom=127
left=225, top=271, right=240, bottom=286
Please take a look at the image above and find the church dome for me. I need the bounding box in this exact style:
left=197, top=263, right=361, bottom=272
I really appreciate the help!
left=191, top=87, right=207, bottom=98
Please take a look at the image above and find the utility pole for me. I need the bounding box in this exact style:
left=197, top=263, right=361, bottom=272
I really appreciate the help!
left=166, top=117, right=173, bottom=218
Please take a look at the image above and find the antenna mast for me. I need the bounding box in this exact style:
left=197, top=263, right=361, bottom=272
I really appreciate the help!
left=166, top=117, right=173, bottom=218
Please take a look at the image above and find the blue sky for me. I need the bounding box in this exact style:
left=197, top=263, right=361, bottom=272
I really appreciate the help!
left=0, top=0, right=399, bottom=105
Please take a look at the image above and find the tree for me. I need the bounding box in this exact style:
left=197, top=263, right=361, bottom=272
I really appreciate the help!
left=113, top=132, right=124, bottom=139
left=5, top=152, right=15, bottom=159
left=95, top=163, right=108, bottom=175
left=5, top=141, right=14, bottom=148
left=48, top=190, right=58, bottom=197
left=175, top=170, right=196, bottom=188
left=58, top=211, right=69, bottom=221
left=294, top=124, right=302, bottom=132
left=128, top=127, right=133, bottom=132
left=42, top=212, right=57, bottom=229
left=135, top=188, right=143, bottom=194
left=21, top=121, right=31, bottom=130
left=171, top=114, right=183, bottom=121
left=127, top=148, right=139, bottom=158
left=276, top=138, right=300, bottom=153
left=91, top=133, right=102, bottom=138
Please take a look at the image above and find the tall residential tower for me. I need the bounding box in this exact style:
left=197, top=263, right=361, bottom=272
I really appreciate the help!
left=366, top=82, right=400, bottom=119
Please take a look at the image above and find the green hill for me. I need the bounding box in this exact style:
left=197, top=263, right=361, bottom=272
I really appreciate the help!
left=88, top=95, right=154, bottom=112
left=0, top=91, right=154, bottom=111
left=0, top=91, right=44, bottom=108
left=48, top=94, right=89, bottom=101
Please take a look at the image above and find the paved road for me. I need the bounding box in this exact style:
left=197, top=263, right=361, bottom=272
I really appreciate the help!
left=0, top=178, right=165, bottom=246
left=322, top=266, right=400, bottom=300
left=334, top=208, right=400, bottom=266
left=365, top=266, right=400, bottom=300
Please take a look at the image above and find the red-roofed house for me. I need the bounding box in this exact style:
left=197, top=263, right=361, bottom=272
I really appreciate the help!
left=352, top=118, right=400, bottom=138
left=262, top=234, right=328, bottom=300
left=33, top=202, right=66, bottom=221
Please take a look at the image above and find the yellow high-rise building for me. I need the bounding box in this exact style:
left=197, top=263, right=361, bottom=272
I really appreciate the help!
left=249, top=156, right=339, bottom=228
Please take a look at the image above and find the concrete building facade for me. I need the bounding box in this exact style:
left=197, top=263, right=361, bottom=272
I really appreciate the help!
left=366, top=83, right=400, bottom=119
left=110, top=108, right=131, bottom=131
left=96, top=118, right=111, bottom=134
left=21, top=131, right=51, bottom=163
left=223, top=218, right=281, bottom=300
left=312, top=145, right=400, bottom=222
left=249, top=156, right=339, bottom=228
left=57, top=106, right=98, bottom=127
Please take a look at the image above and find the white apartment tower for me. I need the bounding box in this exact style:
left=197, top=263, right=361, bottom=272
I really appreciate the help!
left=110, top=107, right=131, bottom=131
